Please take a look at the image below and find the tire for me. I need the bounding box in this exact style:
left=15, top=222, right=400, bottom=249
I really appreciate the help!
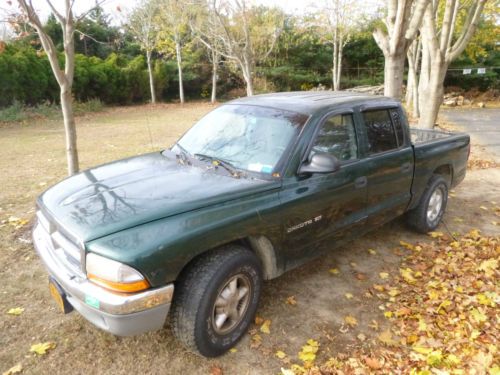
left=406, top=175, right=448, bottom=233
left=170, top=245, right=262, bottom=357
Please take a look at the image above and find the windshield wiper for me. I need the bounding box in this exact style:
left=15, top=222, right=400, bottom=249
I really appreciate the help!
left=194, top=153, right=240, bottom=177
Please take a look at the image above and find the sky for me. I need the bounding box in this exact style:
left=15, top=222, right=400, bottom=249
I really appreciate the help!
left=0, top=0, right=381, bottom=38
left=5, top=0, right=382, bottom=21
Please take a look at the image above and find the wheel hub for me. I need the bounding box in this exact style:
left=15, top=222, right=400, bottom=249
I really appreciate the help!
left=427, top=188, right=443, bottom=222
left=212, top=274, right=251, bottom=335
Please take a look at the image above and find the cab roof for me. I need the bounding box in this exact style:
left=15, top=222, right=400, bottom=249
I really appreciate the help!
left=228, top=91, right=399, bottom=116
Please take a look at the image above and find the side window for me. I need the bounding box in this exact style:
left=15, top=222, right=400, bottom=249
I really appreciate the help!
left=311, top=113, right=357, bottom=162
left=362, top=109, right=398, bottom=154
left=390, top=109, right=405, bottom=147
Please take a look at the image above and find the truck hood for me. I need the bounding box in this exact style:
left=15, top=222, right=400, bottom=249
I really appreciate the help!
left=39, top=152, right=278, bottom=242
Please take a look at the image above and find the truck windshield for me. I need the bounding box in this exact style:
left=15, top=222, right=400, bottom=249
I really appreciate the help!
left=175, top=104, right=308, bottom=174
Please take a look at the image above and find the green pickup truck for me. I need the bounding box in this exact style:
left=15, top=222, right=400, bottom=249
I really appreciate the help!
left=33, top=92, right=470, bottom=357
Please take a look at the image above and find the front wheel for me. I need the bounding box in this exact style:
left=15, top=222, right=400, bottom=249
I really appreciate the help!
left=406, top=175, right=448, bottom=233
left=170, top=245, right=262, bottom=357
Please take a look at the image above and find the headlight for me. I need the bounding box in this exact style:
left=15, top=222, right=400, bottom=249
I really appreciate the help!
left=86, top=253, right=150, bottom=293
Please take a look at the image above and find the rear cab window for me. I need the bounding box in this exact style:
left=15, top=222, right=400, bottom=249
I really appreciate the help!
left=361, top=108, right=406, bottom=154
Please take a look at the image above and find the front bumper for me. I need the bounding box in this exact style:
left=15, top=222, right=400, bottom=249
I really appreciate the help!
left=33, top=223, right=174, bottom=336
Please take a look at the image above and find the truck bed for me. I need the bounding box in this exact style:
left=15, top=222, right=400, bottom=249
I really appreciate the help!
left=409, top=127, right=470, bottom=210
left=410, top=128, right=454, bottom=144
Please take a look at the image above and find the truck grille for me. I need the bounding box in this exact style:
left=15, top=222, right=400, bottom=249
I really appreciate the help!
left=36, top=210, right=84, bottom=277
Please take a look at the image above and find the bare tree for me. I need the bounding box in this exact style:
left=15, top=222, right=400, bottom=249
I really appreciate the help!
left=207, top=0, right=284, bottom=96
left=417, top=0, right=486, bottom=128
left=14, top=0, right=104, bottom=175
left=156, top=0, right=190, bottom=104
left=406, top=37, right=421, bottom=117
left=128, top=0, right=159, bottom=104
left=190, top=0, right=221, bottom=103
left=373, top=0, right=429, bottom=99
left=316, top=0, right=355, bottom=91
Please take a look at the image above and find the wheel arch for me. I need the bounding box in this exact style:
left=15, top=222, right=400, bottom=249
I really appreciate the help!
left=432, top=164, right=453, bottom=186
left=177, top=235, right=282, bottom=283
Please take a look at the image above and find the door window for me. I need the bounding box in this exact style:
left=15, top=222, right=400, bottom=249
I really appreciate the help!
left=311, top=114, right=357, bottom=162
left=362, top=110, right=398, bottom=154
left=389, top=109, right=405, bottom=147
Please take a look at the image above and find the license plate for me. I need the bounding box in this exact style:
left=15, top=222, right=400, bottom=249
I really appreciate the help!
left=48, top=278, right=73, bottom=314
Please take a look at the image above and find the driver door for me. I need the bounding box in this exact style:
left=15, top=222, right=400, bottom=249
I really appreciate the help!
left=279, top=111, right=368, bottom=270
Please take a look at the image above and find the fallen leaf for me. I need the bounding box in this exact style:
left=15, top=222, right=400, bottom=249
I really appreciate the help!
left=428, top=231, right=444, bottom=238
left=373, top=284, right=385, bottom=292
left=400, top=268, right=416, bottom=284
left=479, top=206, right=488, bottom=211
left=355, top=273, right=367, bottom=280
left=250, top=334, right=262, bottom=349
left=378, top=330, right=397, bottom=346
left=395, top=307, right=411, bottom=317
left=210, top=365, right=223, bottom=375
left=345, top=293, right=353, bottom=299
left=260, top=320, right=271, bottom=334
left=426, top=350, right=443, bottom=366
left=470, top=308, right=487, bottom=324
left=399, top=240, right=414, bottom=250
left=285, top=296, right=297, bottom=306
left=329, top=268, right=339, bottom=275
left=2, top=364, right=22, bottom=375
left=388, top=289, right=400, bottom=297
left=344, top=315, right=358, bottom=327
left=379, top=272, right=389, bottom=279
left=298, top=339, right=320, bottom=364
left=30, top=342, right=56, bottom=355
left=368, top=248, right=377, bottom=255
left=478, top=259, right=497, bottom=277
left=275, top=350, right=286, bottom=359
left=229, top=348, right=237, bottom=353
left=254, top=316, right=264, bottom=325
left=413, top=346, right=433, bottom=355
left=364, top=357, right=383, bottom=370
left=7, top=307, right=24, bottom=316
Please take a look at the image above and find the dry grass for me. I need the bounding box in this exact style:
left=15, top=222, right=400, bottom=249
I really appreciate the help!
left=1, top=103, right=499, bottom=375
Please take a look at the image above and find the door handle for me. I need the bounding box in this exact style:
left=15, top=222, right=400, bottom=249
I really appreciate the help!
left=354, top=176, right=367, bottom=189
left=401, top=162, right=412, bottom=173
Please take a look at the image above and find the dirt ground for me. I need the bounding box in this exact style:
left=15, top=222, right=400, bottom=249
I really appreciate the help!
left=0, top=104, right=498, bottom=375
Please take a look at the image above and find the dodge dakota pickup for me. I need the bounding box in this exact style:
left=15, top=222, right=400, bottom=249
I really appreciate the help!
left=33, top=91, right=470, bottom=357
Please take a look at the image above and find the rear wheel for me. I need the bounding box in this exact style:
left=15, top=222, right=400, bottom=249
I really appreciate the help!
left=170, top=245, right=262, bottom=357
left=407, top=175, right=448, bottom=233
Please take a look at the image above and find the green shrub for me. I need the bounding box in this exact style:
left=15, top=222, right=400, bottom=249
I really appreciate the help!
left=73, top=98, right=104, bottom=115
left=0, top=101, right=27, bottom=122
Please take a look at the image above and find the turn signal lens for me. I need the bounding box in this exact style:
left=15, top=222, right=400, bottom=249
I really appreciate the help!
left=86, top=253, right=150, bottom=293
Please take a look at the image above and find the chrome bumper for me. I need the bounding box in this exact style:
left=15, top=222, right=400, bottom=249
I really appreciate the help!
left=33, top=223, right=174, bottom=336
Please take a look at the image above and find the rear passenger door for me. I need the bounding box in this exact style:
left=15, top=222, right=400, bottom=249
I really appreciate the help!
left=360, top=107, right=414, bottom=228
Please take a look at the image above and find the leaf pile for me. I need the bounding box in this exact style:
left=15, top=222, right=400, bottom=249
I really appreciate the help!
left=281, top=230, right=499, bottom=374
left=468, top=158, right=498, bottom=170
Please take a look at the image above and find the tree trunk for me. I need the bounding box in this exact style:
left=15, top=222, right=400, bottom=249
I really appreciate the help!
left=241, top=57, right=254, bottom=96
left=418, top=62, right=447, bottom=129
left=383, top=53, right=406, bottom=99
left=146, top=50, right=156, bottom=104
left=60, top=86, right=79, bottom=175
left=332, top=39, right=338, bottom=90
left=406, top=39, right=421, bottom=118
left=175, top=40, right=185, bottom=104
left=211, top=50, right=218, bottom=103
left=337, top=39, right=343, bottom=91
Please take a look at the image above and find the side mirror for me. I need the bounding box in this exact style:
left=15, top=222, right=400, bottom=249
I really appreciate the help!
left=299, top=152, right=341, bottom=174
